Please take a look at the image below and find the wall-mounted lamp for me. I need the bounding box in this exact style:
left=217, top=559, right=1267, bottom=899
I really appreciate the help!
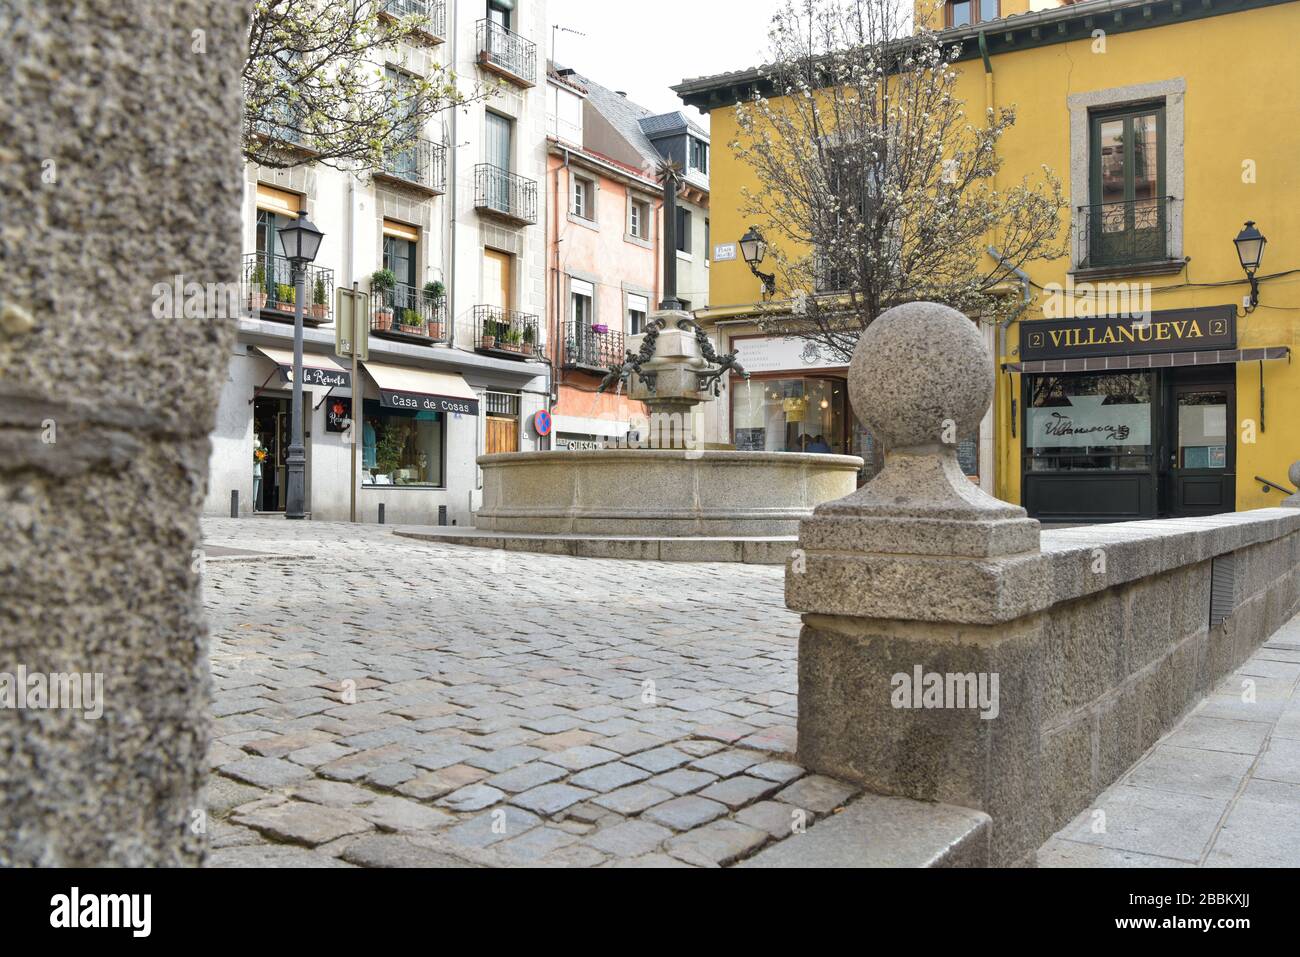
left=1233, top=220, right=1267, bottom=311
left=740, top=225, right=776, bottom=300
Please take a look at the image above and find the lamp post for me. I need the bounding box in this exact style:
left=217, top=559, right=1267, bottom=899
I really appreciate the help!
left=1233, top=220, right=1267, bottom=311
left=276, top=208, right=325, bottom=520
left=740, top=225, right=776, bottom=300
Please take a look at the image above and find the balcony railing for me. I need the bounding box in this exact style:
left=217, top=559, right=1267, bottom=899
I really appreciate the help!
left=474, top=164, right=538, bottom=225
left=476, top=19, right=536, bottom=86
left=381, top=0, right=446, bottom=40
left=564, top=322, right=625, bottom=372
left=242, top=253, right=334, bottom=325
left=474, top=306, right=540, bottom=360
left=376, top=138, right=446, bottom=193
left=1077, top=196, right=1176, bottom=269
left=372, top=282, right=448, bottom=344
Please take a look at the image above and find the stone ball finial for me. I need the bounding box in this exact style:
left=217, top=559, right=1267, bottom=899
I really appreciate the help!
left=849, top=302, right=994, bottom=451
left=1290, top=460, right=1300, bottom=490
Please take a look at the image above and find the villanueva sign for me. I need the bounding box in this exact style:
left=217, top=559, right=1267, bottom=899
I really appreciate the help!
left=1019, top=306, right=1236, bottom=362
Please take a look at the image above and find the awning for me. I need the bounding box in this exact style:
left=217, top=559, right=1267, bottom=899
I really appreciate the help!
left=362, top=361, right=480, bottom=416
left=254, top=346, right=351, bottom=388
left=1003, top=346, right=1291, bottom=374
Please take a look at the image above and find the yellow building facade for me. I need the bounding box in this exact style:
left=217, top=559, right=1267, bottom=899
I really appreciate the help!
left=678, top=0, right=1300, bottom=521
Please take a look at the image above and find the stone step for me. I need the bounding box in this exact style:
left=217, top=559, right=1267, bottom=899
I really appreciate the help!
left=737, top=794, right=991, bottom=868
left=393, top=527, right=797, bottom=564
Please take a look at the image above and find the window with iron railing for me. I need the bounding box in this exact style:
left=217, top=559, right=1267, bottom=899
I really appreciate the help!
left=381, top=138, right=447, bottom=192
left=565, top=321, right=625, bottom=371
left=476, top=18, right=537, bottom=85
left=474, top=305, right=540, bottom=358
left=381, top=0, right=447, bottom=39
left=242, top=253, right=334, bottom=322
left=474, top=164, right=538, bottom=224
left=1076, top=196, right=1176, bottom=268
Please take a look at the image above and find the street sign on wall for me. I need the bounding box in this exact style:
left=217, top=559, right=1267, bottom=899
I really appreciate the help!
left=335, top=288, right=370, bottom=361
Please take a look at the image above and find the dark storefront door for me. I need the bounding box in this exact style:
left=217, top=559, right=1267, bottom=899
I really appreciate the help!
left=1164, top=371, right=1235, bottom=517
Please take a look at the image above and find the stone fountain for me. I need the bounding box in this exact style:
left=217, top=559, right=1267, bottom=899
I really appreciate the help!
left=443, top=165, right=862, bottom=559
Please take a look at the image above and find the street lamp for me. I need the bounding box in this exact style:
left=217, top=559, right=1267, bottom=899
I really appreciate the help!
left=1233, top=220, right=1267, bottom=311
left=740, top=225, right=776, bottom=300
left=276, top=208, right=325, bottom=520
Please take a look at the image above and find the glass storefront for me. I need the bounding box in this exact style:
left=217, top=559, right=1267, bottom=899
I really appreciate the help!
left=732, top=376, right=850, bottom=454
left=1025, top=371, right=1154, bottom=472
left=361, top=398, right=445, bottom=488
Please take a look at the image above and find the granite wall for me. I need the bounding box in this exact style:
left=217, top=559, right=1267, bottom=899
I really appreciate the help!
left=0, top=1, right=246, bottom=865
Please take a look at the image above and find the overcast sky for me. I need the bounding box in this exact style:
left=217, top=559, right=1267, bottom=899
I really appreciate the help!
left=546, top=0, right=785, bottom=129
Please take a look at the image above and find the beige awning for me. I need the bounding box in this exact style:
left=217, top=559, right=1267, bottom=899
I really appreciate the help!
left=362, top=361, right=480, bottom=416
left=254, top=347, right=351, bottom=388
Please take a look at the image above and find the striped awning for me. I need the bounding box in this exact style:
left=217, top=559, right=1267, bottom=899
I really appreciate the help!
left=1003, top=346, right=1290, bottom=374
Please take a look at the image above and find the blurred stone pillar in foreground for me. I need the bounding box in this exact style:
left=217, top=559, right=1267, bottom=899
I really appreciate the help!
left=0, top=1, right=246, bottom=865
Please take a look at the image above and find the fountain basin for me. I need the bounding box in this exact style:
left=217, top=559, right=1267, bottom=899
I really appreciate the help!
left=475, top=449, right=864, bottom=537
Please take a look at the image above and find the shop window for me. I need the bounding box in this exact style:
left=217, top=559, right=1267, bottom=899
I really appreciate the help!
left=732, top=377, right=849, bottom=454
left=362, top=398, right=445, bottom=487
left=1025, top=372, right=1154, bottom=472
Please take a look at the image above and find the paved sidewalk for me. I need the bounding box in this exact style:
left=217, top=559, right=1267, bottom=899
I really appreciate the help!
left=1039, top=615, right=1300, bottom=867
left=200, top=518, right=858, bottom=868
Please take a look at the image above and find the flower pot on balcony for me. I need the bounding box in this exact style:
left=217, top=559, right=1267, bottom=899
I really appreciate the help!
left=248, top=291, right=267, bottom=311
left=480, top=335, right=496, bottom=350
left=591, top=324, right=609, bottom=334
left=428, top=322, right=444, bottom=341
left=375, top=310, right=393, bottom=331
left=276, top=302, right=295, bottom=314
left=310, top=304, right=328, bottom=321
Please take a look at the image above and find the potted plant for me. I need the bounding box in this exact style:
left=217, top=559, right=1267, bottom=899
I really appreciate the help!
left=479, top=318, right=497, bottom=350
left=371, top=269, right=396, bottom=330
left=509, top=328, right=524, bottom=352
left=399, top=308, right=425, bottom=335
left=311, top=275, right=328, bottom=321
left=275, top=283, right=295, bottom=313
left=374, top=426, right=404, bottom=483
left=423, top=280, right=445, bottom=304
left=522, top=323, right=536, bottom=356
left=249, top=263, right=267, bottom=311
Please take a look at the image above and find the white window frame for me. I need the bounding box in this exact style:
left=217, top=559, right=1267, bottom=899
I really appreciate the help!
left=571, top=174, right=595, bottom=221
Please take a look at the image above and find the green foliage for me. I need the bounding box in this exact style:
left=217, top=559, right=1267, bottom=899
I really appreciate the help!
left=276, top=283, right=295, bottom=304
left=243, top=0, right=495, bottom=172
left=313, top=275, right=327, bottom=305
left=371, top=269, right=397, bottom=292
left=401, top=308, right=423, bottom=327
left=423, top=280, right=445, bottom=302
left=251, top=263, right=267, bottom=289
left=374, top=424, right=405, bottom=476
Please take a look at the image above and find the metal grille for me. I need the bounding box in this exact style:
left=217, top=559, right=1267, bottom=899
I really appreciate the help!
left=380, top=139, right=447, bottom=193
left=474, top=164, right=539, bottom=225
left=484, top=391, right=520, bottom=417
left=564, top=321, right=624, bottom=371
left=476, top=18, right=537, bottom=85
left=1210, top=552, right=1238, bottom=627
left=382, top=0, right=447, bottom=39
left=1076, top=196, right=1176, bottom=268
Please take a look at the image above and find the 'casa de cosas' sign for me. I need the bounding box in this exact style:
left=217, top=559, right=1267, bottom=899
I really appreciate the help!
left=1020, top=306, right=1235, bottom=362
left=379, top=390, right=479, bottom=416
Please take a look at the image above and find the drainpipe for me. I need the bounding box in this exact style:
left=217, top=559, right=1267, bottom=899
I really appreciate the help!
left=988, top=245, right=1029, bottom=504
left=448, top=16, right=459, bottom=350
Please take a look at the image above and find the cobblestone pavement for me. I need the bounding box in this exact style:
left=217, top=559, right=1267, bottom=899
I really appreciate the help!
left=200, top=518, right=857, bottom=868
left=1039, top=615, right=1300, bottom=867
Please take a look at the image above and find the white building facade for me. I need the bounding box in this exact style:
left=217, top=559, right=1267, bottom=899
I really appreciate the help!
left=205, top=0, right=551, bottom=526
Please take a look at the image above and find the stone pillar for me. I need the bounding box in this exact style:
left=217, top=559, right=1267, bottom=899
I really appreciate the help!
left=0, top=2, right=246, bottom=865
left=786, top=302, right=1047, bottom=865
left=1285, top=462, right=1300, bottom=507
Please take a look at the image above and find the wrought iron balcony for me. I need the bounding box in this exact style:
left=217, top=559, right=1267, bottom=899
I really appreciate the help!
left=375, top=138, right=446, bottom=194
left=474, top=164, right=538, bottom=225
left=476, top=19, right=536, bottom=87
left=371, top=282, right=447, bottom=345
left=1076, top=196, right=1176, bottom=270
left=242, top=253, right=334, bottom=326
left=380, top=0, right=446, bottom=41
left=564, top=321, right=625, bottom=372
left=474, top=306, right=540, bottom=361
